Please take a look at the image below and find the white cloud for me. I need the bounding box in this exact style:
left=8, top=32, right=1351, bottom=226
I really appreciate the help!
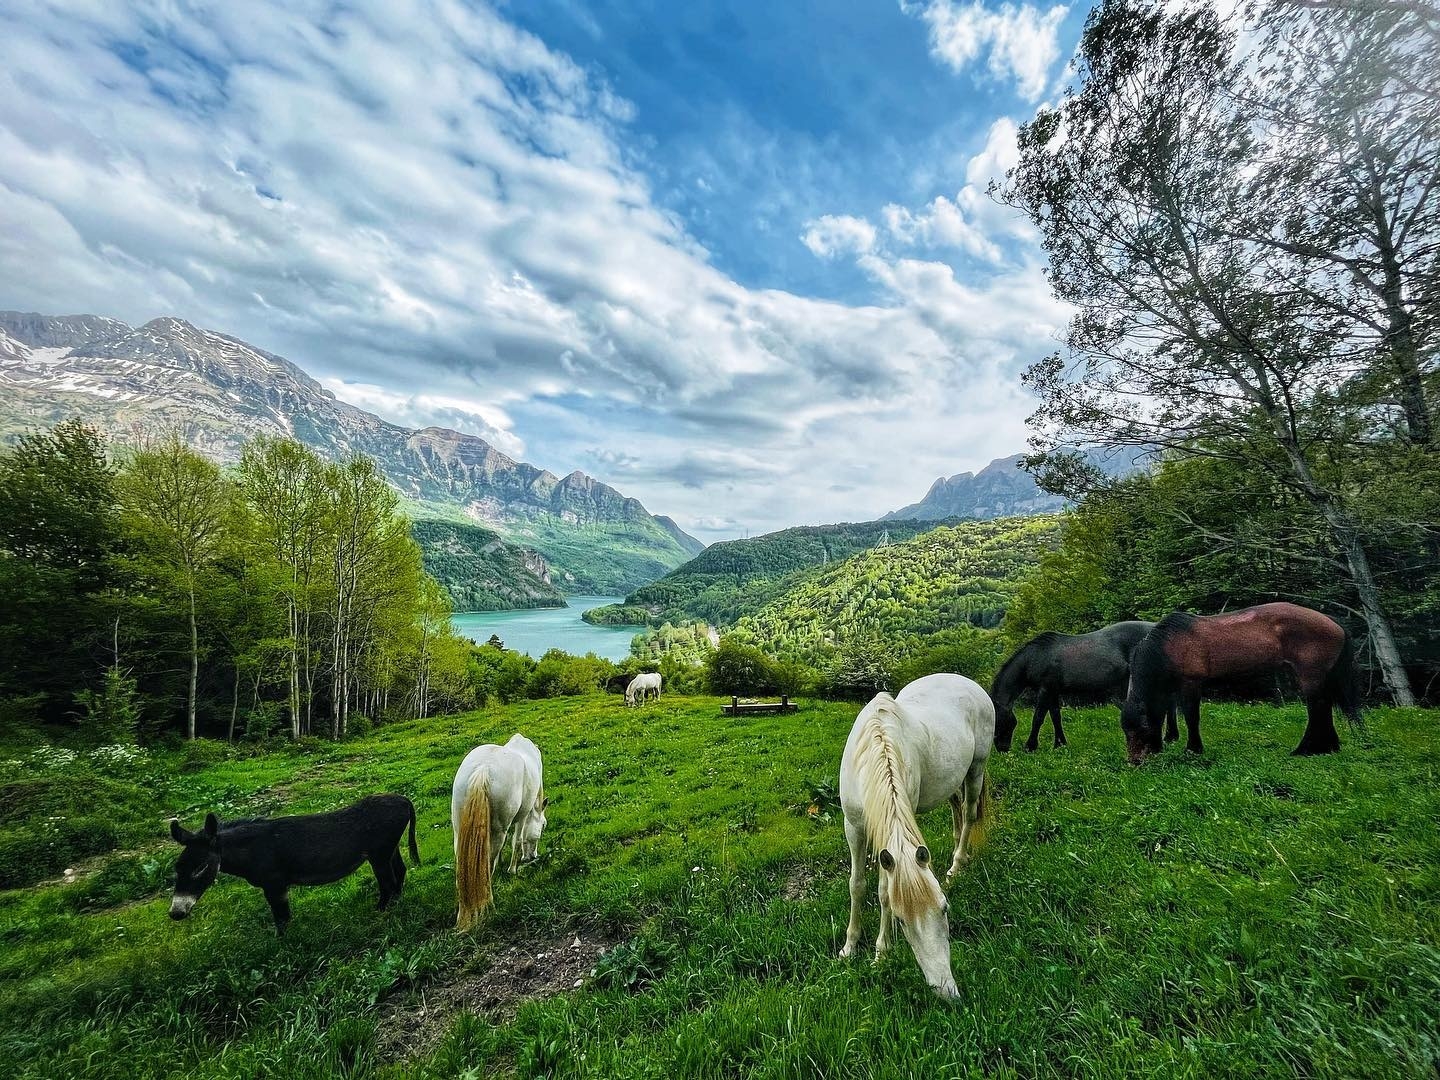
left=799, top=214, right=878, bottom=259
left=0, top=0, right=1071, bottom=538
left=903, top=0, right=1069, bottom=101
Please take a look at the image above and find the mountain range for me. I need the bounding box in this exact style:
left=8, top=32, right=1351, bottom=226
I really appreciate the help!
left=882, top=448, right=1150, bottom=522
left=0, top=310, right=702, bottom=597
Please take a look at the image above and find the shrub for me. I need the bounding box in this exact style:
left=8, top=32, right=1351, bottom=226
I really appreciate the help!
left=706, top=639, right=778, bottom=695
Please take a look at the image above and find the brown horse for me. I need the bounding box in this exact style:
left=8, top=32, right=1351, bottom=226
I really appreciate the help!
left=1120, top=602, right=1360, bottom=764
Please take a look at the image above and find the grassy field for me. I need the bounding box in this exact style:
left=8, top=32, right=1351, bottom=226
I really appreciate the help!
left=2, top=695, right=1437, bottom=1078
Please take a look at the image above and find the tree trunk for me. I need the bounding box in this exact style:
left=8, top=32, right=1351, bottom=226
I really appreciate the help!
left=229, top=660, right=239, bottom=743
left=1274, top=427, right=1417, bottom=704
left=187, top=578, right=198, bottom=740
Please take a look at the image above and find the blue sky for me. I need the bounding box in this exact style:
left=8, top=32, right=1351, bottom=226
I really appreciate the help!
left=0, top=0, right=1083, bottom=540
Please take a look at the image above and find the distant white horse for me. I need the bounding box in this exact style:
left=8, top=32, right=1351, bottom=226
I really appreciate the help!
left=626, top=672, right=662, bottom=706
left=838, top=672, right=994, bottom=999
left=451, top=732, right=547, bottom=931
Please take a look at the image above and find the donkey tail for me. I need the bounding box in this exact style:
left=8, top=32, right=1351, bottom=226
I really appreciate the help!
left=407, top=799, right=421, bottom=867
left=455, top=780, right=493, bottom=932
left=1328, top=628, right=1364, bottom=730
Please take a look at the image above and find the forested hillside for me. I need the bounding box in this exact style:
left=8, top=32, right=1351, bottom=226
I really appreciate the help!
left=410, top=520, right=565, bottom=612
left=584, top=519, right=941, bottom=628
left=728, top=517, right=1060, bottom=667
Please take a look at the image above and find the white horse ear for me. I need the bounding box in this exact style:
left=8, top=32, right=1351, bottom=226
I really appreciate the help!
left=915, top=845, right=931, bottom=866
left=539, top=796, right=549, bottom=810
left=878, top=849, right=896, bottom=871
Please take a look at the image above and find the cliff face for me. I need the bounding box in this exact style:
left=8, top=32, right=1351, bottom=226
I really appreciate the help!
left=0, top=310, right=702, bottom=593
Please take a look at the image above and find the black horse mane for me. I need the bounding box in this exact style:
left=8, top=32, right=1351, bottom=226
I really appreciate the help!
left=993, top=631, right=1072, bottom=705
left=1129, top=612, right=1196, bottom=695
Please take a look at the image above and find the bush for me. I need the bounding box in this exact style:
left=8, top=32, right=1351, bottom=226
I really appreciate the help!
left=706, top=639, right=778, bottom=695
left=71, top=666, right=143, bottom=745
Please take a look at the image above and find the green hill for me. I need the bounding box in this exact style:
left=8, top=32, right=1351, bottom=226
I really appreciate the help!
left=727, top=516, right=1062, bottom=664
left=583, top=519, right=942, bottom=628
left=411, top=519, right=566, bottom=611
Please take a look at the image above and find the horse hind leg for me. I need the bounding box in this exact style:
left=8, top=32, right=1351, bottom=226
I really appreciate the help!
left=1049, top=693, right=1067, bottom=748
left=1293, top=694, right=1341, bottom=756
left=946, top=792, right=971, bottom=883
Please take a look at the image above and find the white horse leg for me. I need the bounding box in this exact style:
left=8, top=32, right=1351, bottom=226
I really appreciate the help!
left=840, top=818, right=866, bottom=958
left=946, top=793, right=968, bottom=883
left=948, top=767, right=986, bottom=883
left=875, top=863, right=894, bottom=960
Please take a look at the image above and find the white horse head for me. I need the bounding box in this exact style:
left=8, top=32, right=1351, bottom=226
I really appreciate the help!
left=838, top=674, right=993, bottom=999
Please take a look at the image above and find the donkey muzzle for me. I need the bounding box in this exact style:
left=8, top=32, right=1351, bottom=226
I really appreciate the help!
left=169, top=895, right=197, bottom=920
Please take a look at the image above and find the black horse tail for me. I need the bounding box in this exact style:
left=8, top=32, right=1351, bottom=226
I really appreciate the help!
left=407, top=800, right=421, bottom=867
left=1327, top=628, right=1364, bottom=730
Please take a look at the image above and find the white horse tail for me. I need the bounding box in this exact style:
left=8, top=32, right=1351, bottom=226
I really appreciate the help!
left=969, top=773, right=991, bottom=852
left=455, top=778, right=493, bottom=931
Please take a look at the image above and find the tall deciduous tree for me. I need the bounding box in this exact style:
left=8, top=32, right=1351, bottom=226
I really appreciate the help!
left=238, top=438, right=328, bottom=737
left=1001, top=0, right=1429, bottom=702
left=0, top=419, right=121, bottom=719
left=118, top=434, right=231, bottom=739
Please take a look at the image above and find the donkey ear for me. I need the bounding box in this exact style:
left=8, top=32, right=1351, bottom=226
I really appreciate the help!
left=915, top=845, right=931, bottom=866
left=170, top=819, right=191, bottom=844
left=203, top=813, right=220, bottom=839
left=878, top=849, right=896, bottom=871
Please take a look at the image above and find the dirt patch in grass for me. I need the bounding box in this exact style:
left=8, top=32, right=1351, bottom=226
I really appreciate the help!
left=376, top=926, right=622, bottom=1060
left=781, top=863, right=819, bottom=902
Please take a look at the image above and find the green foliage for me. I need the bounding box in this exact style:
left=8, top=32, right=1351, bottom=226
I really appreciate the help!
left=0, top=419, right=122, bottom=720
left=411, top=519, right=565, bottom=611
left=706, top=639, right=781, bottom=695
left=592, top=519, right=943, bottom=628
left=70, top=667, right=143, bottom=746
left=730, top=517, right=1060, bottom=674
left=526, top=649, right=612, bottom=699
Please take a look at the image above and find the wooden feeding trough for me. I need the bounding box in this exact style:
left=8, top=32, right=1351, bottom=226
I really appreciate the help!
left=721, top=695, right=798, bottom=716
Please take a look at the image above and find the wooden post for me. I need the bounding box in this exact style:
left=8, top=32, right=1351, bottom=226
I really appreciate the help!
left=781, top=695, right=789, bottom=709
left=732, top=695, right=739, bottom=713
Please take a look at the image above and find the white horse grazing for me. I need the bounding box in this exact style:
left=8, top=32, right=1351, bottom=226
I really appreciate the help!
left=838, top=672, right=994, bottom=999
left=451, top=732, right=547, bottom=931
left=626, top=672, right=662, bottom=706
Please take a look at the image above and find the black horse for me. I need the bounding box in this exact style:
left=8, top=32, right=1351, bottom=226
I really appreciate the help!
left=991, top=621, right=1178, bottom=751
left=168, top=794, right=420, bottom=934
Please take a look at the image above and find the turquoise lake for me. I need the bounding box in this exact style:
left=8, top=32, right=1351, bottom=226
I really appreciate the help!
left=450, top=595, right=638, bottom=661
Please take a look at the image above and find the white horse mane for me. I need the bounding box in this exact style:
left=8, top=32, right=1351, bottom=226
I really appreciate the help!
left=850, top=695, right=938, bottom=922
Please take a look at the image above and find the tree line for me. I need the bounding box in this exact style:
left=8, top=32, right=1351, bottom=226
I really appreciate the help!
left=0, top=421, right=476, bottom=741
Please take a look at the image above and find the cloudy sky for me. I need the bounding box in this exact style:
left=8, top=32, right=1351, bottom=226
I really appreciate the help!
left=0, top=0, right=1081, bottom=541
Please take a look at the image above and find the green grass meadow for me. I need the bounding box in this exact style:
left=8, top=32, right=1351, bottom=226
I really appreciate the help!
left=2, top=696, right=1437, bottom=1078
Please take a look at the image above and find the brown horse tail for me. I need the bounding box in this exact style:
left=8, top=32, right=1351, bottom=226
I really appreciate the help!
left=455, top=781, right=493, bottom=932
left=407, top=800, right=421, bottom=867
left=1328, top=628, right=1364, bottom=730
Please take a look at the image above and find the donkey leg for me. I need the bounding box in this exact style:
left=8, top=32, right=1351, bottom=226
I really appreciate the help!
left=1294, top=696, right=1341, bottom=755
left=840, top=818, right=867, bottom=958
left=1050, top=694, right=1067, bottom=748
left=264, top=886, right=292, bottom=936
left=370, top=855, right=397, bottom=910
left=391, top=847, right=408, bottom=895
